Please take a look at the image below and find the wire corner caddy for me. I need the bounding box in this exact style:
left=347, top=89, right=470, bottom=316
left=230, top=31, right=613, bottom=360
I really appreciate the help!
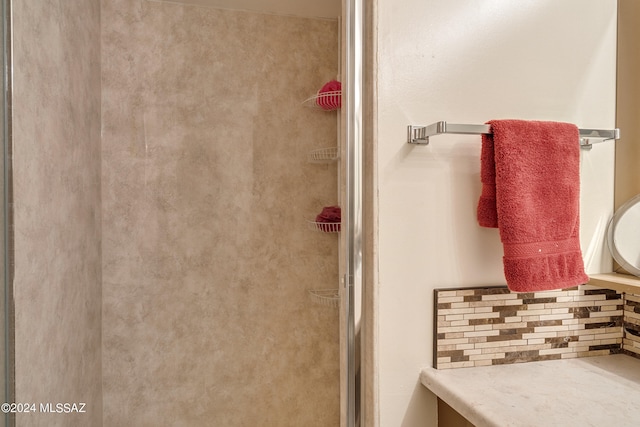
left=407, top=121, right=620, bottom=150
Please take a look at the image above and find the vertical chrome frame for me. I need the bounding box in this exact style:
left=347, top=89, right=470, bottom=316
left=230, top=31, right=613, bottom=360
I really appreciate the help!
left=3, top=0, right=13, bottom=425
left=344, top=0, right=363, bottom=425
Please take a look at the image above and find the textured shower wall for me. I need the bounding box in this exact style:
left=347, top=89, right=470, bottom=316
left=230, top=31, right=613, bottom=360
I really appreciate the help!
left=101, top=1, right=340, bottom=425
left=11, top=1, right=103, bottom=426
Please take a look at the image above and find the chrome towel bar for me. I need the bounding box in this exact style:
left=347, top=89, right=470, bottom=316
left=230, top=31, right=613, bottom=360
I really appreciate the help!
left=407, top=121, right=620, bottom=150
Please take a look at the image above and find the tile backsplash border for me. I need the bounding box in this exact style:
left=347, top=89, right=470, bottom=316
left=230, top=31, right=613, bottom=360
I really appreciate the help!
left=434, top=285, right=627, bottom=369
left=623, top=293, right=640, bottom=358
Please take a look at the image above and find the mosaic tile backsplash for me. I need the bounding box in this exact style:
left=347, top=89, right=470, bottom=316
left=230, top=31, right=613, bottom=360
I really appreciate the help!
left=434, top=286, right=625, bottom=369
left=623, top=293, right=640, bottom=358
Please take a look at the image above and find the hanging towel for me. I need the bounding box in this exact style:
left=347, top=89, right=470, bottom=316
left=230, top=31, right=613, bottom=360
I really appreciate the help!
left=477, top=119, right=589, bottom=292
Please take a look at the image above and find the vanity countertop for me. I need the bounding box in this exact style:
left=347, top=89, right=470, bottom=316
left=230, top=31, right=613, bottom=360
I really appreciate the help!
left=420, top=354, right=640, bottom=427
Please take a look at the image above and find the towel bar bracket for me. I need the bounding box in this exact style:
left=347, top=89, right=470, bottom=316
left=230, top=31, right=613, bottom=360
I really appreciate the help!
left=579, top=128, right=621, bottom=150
left=407, top=125, right=431, bottom=145
left=407, top=122, right=495, bottom=145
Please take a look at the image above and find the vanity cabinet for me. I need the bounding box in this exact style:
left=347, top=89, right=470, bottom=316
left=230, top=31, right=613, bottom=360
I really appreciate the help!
left=438, top=399, right=475, bottom=427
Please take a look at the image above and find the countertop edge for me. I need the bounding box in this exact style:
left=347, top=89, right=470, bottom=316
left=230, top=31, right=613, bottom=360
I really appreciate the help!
left=420, top=368, right=500, bottom=427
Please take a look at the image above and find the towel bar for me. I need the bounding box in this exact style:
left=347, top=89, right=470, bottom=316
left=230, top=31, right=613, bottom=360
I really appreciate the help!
left=407, top=121, right=620, bottom=150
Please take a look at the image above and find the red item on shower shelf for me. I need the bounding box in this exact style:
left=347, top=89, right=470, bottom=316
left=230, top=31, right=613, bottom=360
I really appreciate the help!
left=316, top=206, right=341, bottom=232
left=316, top=80, right=341, bottom=110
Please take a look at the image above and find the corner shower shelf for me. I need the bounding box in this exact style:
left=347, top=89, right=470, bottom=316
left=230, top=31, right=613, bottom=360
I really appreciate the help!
left=308, top=289, right=340, bottom=307
left=306, top=220, right=341, bottom=233
left=307, top=147, right=339, bottom=163
left=302, top=91, right=342, bottom=111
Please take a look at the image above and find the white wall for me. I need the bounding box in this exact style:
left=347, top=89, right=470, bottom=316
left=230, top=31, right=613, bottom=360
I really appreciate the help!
left=375, top=1, right=618, bottom=425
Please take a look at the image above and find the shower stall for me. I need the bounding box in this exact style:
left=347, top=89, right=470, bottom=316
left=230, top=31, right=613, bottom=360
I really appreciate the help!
left=1, top=0, right=365, bottom=426
left=100, top=2, right=342, bottom=424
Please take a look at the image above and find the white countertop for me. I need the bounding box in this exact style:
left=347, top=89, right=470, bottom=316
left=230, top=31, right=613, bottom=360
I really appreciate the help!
left=420, top=354, right=640, bottom=427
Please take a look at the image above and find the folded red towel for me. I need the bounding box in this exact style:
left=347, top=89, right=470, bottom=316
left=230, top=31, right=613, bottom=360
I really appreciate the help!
left=316, top=80, right=341, bottom=110
left=478, top=120, right=589, bottom=292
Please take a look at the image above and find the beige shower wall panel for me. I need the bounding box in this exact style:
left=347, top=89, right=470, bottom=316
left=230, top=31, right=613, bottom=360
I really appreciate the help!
left=11, top=1, right=103, bottom=426
left=102, top=1, right=340, bottom=426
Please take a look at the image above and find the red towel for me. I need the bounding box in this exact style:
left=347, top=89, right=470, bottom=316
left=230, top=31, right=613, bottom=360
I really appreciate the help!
left=478, top=120, right=589, bottom=292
